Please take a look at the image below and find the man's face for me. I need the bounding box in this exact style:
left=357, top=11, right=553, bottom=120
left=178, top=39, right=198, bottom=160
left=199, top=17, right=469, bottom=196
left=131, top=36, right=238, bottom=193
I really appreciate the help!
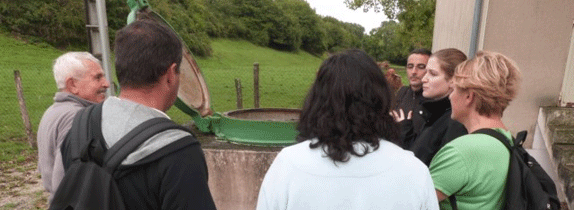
left=406, top=53, right=430, bottom=91
left=73, top=60, right=110, bottom=103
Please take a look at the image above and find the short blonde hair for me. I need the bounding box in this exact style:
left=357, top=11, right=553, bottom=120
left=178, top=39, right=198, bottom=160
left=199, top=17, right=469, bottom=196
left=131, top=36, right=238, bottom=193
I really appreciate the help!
left=452, top=51, right=522, bottom=117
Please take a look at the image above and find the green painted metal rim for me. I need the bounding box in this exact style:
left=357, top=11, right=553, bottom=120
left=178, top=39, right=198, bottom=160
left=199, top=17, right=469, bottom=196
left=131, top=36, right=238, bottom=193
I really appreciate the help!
left=211, top=108, right=300, bottom=146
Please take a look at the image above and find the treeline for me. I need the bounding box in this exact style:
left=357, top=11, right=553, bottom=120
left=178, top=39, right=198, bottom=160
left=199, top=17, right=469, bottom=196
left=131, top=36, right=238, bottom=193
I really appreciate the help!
left=360, top=0, right=435, bottom=64
left=0, top=0, right=368, bottom=57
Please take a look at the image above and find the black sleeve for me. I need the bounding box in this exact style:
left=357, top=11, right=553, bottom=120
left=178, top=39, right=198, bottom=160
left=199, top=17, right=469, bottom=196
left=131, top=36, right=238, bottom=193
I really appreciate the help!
left=393, top=86, right=409, bottom=110
left=399, top=119, right=416, bottom=149
left=442, top=119, right=468, bottom=147
left=158, top=143, right=216, bottom=210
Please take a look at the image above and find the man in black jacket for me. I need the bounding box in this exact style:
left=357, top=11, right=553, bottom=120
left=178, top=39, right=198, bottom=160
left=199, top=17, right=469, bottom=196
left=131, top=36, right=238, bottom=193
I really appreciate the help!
left=62, top=19, right=216, bottom=209
left=392, top=48, right=431, bottom=147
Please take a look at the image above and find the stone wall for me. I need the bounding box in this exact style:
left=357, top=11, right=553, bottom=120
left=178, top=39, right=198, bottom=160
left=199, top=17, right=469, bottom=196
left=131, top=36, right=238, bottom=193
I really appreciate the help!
left=538, top=107, right=574, bottom=209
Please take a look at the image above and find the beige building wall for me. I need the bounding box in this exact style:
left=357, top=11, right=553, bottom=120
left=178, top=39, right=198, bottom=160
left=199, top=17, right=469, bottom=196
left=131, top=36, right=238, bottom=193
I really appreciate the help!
left=432, top=0, right=475, bottom=54
left=433, top=0, right=574, bottom=140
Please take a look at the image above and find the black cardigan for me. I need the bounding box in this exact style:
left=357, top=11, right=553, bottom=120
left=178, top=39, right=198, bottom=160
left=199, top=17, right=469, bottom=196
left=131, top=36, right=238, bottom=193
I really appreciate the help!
left=400, top=96, right=468, bottom=166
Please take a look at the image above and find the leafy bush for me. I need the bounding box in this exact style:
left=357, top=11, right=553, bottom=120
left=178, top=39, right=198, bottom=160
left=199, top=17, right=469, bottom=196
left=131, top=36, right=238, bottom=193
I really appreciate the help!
left=149, top=0, right=212, bottom=56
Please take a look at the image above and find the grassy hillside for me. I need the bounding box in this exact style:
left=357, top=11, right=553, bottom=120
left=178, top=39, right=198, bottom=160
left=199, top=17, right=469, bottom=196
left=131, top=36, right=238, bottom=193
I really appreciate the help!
left=169, top=39, right=326, bottom=124
left=0, top=33, right=409, bottom=143
left=0, top=34, right=327, bottom=141
left=0, top=33, right=62, bottom=141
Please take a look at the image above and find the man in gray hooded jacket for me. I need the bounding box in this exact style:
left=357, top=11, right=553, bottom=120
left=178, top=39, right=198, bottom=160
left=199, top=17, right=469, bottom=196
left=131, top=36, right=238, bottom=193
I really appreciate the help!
left=37, top=52, right=110, bottom=200
left=60, top=19, right=216, bottom=209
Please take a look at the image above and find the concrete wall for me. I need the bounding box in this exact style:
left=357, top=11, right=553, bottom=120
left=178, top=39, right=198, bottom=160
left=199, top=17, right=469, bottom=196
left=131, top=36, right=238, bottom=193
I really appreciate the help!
left=432, top=0, right=475, bottom=55
left=203, top=149, right=278, bottom=210
left=433, top=0, right=574, bottom=142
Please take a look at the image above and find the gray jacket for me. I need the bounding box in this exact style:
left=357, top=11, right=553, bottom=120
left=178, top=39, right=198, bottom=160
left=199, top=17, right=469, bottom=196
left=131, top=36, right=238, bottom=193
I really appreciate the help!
left=37, top=92, right=94, bottom=199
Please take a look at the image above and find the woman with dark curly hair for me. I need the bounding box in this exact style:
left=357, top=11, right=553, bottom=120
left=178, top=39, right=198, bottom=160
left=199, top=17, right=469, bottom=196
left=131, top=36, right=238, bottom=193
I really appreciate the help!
left=256, top=49, right=439, bottom=210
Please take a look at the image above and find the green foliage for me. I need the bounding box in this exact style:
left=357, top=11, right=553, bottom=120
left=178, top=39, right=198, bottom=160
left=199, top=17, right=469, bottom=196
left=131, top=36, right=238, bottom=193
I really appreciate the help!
left=345, top=0, right=407, bottom=20
left=363, top=20, right=405, bottom=63
left=0, top=0, right=85, bottom=47
left=148, top=0, right=212, bottom=56
left=346, top=0, right=435, bottom=63
left=268, top=0, right=302, bottom=51
left=0, top=0, right=366, bottom=57
left=277, top=0, right=327, bottom=55
left=322, top=17, right=361, bottom=53
left=206, top=0, right=302, bottom=51
left=396, top=0, right=434, bottom=51
left=204, top=0, right=362, bottom=54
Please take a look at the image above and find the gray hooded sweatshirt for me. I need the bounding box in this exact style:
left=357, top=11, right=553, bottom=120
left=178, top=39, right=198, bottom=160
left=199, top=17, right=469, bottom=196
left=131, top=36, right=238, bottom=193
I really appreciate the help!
left=37, top=92, right=95, bottom=199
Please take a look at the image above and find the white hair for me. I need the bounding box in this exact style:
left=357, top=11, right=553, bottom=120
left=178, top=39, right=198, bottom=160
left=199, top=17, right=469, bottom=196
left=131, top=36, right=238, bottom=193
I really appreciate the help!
left=52, top=52, right=101, bottom=89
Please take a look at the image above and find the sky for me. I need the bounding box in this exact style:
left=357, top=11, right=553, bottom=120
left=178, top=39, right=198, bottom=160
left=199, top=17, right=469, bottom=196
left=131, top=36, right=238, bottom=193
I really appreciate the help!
left=304, top=0, right=389, bottom=34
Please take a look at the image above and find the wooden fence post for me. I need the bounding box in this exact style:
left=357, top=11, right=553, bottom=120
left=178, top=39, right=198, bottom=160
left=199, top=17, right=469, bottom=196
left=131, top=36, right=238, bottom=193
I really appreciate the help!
left=235, top=78, right=243, bottom=109
left=253, top=62, right=260, bottom=108
left=13, top=70, right=36, bottom=148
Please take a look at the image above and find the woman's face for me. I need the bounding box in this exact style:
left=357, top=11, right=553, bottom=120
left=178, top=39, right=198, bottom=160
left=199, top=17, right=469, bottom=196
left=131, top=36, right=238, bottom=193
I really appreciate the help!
left=422, top=57, right=452, bottom=99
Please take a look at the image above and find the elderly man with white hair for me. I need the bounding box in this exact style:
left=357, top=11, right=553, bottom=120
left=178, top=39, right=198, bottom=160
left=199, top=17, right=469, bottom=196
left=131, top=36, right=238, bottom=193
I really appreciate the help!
left=37, top=52, right=110, bottom=201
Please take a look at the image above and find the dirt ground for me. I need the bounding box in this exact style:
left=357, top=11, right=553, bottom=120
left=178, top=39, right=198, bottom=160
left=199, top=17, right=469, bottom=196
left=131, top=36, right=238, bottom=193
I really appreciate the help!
left=0, top=155, right=49, bottom=210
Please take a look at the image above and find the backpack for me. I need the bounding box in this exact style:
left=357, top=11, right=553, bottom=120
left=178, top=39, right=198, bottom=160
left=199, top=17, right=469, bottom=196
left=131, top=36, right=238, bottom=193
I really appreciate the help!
left=449, top=129, right=560, bottom=210
left=50, top=103, right=193, bottom=210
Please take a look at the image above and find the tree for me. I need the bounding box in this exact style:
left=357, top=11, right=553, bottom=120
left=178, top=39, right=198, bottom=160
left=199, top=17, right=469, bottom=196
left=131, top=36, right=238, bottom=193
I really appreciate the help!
left=276, top=0, right=326, bottom=55
left=363, top=20, right=405, bottom=63
left=345, top=0, right=435, bottom=61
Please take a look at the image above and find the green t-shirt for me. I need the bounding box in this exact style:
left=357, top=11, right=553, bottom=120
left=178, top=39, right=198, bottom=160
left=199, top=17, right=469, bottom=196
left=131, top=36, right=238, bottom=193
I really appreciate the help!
left=429, top=128, right=512, bottom=210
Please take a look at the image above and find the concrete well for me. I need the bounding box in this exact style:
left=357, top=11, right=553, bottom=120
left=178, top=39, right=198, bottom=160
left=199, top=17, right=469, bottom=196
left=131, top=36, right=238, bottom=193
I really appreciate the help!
left=194, top=127, right=284, bottom=210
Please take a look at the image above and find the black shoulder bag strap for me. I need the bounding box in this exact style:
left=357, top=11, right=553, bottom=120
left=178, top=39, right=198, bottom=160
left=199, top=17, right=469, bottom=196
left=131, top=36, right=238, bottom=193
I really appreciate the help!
left=473, top=128, right=514, bottom=149
left=61, top=103, right=102, bottom=170
left=102, top=117, right=191, bottom=172
left=448, top=128, right=518, bottom=210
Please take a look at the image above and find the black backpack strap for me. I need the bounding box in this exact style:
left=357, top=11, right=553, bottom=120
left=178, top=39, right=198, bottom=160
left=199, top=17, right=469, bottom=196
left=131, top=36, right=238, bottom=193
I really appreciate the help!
left=448, top=128, right=516, bottom=210
left=449, top=195, right=458, bottom=210
left=102, top=117, right=191, bottom=172
left=472, top=128, right=513, bottom=150
left=515, top=131, right=527, bottom=147
left=61, top=103, right=104, bottom=170
left=82, top=103, right=107, bottom=166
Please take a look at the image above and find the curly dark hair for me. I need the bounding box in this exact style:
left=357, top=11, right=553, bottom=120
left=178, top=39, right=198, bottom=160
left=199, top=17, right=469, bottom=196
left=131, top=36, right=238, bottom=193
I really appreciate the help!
left=297, top=49, right=400, bottom=163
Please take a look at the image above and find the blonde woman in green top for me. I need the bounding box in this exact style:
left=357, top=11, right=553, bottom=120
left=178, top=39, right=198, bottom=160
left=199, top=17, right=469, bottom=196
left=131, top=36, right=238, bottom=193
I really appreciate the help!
left=429, top=51, right=522, bottom=210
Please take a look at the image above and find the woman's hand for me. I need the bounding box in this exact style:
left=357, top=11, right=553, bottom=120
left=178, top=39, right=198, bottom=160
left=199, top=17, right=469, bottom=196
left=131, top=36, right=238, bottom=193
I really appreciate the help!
left=391, top=109, right=412, bottom=122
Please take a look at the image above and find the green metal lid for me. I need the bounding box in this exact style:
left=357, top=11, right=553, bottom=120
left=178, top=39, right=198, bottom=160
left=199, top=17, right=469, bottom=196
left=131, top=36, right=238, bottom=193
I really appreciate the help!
left=126, top=0, right=213, bottom=125
left=125, top=0, right=298, bottom=146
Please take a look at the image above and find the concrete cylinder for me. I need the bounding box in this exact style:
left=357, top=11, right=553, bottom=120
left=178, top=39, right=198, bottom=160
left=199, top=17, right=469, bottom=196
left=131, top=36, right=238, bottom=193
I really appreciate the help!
left=203, top=149, right=278, bottom=210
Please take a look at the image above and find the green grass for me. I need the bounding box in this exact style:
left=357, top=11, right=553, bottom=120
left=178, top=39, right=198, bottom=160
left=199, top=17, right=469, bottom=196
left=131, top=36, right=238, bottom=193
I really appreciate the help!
left=0, top=141, right=36, bottom=170
left=167, top=39, right=325, bottom=124
left=0, top=34, right=327, bottom=140
left=0, top=33, right=407, bottom=144
left=388, top=64, right=409, bottom=87
left=0, top=32, right=62, bottom=142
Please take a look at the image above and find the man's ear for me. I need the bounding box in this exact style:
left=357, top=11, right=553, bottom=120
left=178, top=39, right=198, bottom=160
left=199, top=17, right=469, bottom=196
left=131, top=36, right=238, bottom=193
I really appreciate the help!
left=166, top=63, right=178, bottom=84
left=64, top=77, right=78, bottom=94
